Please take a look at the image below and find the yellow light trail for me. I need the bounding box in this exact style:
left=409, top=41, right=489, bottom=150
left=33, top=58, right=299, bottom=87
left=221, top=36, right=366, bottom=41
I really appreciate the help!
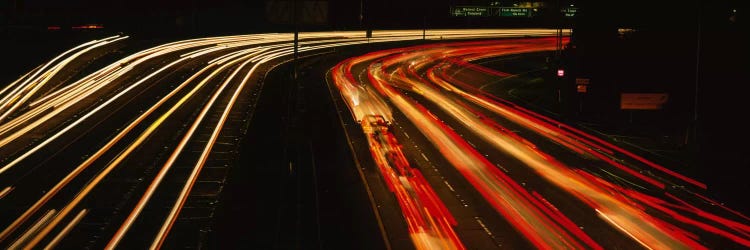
left=105, top=51, right=261, bottom=249
left=22, top=50, right=229, bottom=249
left=0, top=29, right=565, bottom=248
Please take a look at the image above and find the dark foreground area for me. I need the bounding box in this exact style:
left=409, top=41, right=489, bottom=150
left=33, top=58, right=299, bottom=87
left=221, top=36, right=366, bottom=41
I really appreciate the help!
left=207, top=52, right=387, bottom=249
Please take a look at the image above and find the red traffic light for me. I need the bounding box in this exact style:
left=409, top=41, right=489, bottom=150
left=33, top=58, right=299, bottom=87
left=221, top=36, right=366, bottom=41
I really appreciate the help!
left=557, top=69, right=565, bottom=77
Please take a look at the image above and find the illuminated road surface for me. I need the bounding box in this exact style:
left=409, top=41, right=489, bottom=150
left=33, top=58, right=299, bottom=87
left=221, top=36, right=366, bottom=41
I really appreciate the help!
left=331, top=37, right=750, bottom=249
left=0, top=29, right=562, bottom=249
left=361, top=115, right=464, bottom=249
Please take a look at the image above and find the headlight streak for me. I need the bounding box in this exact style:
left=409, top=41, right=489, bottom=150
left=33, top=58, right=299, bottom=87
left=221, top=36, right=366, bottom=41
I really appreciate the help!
left=0, top=36, right=125, bottom=123
left=22, top=53, right=227, bottom=249
left=0, top=57, right=211, bottom=243
left=0, top=56, right=191, bottom=175
left=367, top=57, right=598, bottom=249
left=0, top=39, right=101, bottom=109
left=7, top=209, right=56, bottom=249
left=0, top=34, right=294, bottom=165
left=106, top=50, right=259, bottom=250
left=380, top=40, right=697, bottom=248
left=150, top=45, right=293, bottom=250
left=358, top=115, right=465, bottom=250
left=333, top=37, right=750, bottom=249
left=433, top=60, right=706, bottom=189
left=0, top=186, right=13, bottom=200
left=43, top=209, right=87, bottom=250
left=0, top=66, right=40, bottom=98
left=1, top=29, right=566, bottom=249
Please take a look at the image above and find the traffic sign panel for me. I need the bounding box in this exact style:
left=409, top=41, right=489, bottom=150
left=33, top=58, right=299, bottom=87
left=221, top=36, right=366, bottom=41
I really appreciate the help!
left=451, top=6, right=491, bottom=17
left=500, top=7, right=532, bottom=17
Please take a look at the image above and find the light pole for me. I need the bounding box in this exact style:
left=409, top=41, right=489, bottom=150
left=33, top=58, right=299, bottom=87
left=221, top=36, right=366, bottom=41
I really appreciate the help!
left=293, top=0, right=298, bottom=80
left=423, top=15, right=426, bottom=40
left=690, top=0, right=701, bottom=149
left=556, top=0, right=564, bottom=59
left=360, top=0, right=364, bottom=27
left=361, top=0, right=372, bottom=39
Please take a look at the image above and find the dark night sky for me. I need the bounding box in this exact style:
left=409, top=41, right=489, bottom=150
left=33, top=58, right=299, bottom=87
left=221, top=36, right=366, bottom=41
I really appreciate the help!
left=2, top=0, right=745, bottom=35
left=3, top=0, right=462, bottom=34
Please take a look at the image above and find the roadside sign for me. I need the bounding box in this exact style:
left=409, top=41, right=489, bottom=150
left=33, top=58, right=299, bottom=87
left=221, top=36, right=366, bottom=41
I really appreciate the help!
left=576, top=85, right=587, bottom=93
left=561, top=7, right=578, bottom=18
left=451, top=6, right=491, bottom=17
left=620, top=93, right=669, bottom=110
left=575, top=78, right=590, bottom=85
left=450, top=6, right=536, bottom=18
left=500, top=7, right=532, bottom=17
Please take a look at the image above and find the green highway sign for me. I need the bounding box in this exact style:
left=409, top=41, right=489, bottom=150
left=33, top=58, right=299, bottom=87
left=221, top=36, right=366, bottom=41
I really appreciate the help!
left=451, top=6, right=491, bottom=17
left=499, top=7, right=532, bottom=17
left=561, top=7, right=578, bottom=17
left=450, top=6, right=538, bottom=18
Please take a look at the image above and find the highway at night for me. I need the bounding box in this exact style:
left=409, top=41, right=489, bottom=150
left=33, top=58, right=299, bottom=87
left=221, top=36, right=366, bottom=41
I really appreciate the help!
left=0, top=29, right=594, bottom=249
left=3, top=0, right=748, bottom=248
left=329, top=37, right=750, bottom=249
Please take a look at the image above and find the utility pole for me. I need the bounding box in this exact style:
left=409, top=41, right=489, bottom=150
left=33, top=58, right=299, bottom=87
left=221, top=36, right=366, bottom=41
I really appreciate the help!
left=362, top=0, right=372, bottom=40
left=423, top=15, right=426, bottom=40
left=422, top=0, right=427, bottom=40
left=191, top=0, right=197, bottom=34
left=691, top=0, right=701, bottom=150
left=293, top=0, right=299, bottom=80
left=360, top=0, right=365, bottom=38
left=555, top=0, right=563, bottom=59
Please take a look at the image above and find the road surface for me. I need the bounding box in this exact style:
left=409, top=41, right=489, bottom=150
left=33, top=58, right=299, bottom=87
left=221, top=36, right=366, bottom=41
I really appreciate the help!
left=329, top=37, right=750, bottom=249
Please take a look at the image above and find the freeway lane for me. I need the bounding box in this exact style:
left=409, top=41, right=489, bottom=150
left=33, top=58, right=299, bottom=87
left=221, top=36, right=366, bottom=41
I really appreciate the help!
left=0, top=35, right=128, bottom=158
left=0, top=29, right=564, bottom=249
left=331, top=38, right=750, bottom=249
left=0, top=34, right=296, bottom=249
